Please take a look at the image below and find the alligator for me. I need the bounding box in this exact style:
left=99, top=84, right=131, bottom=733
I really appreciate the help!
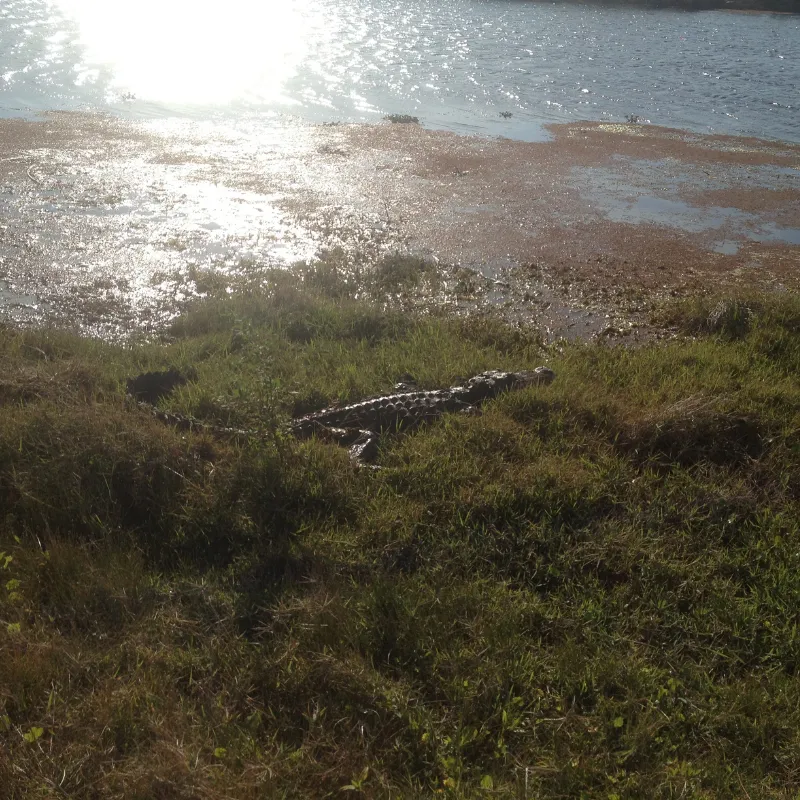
left=290, top=368, right=556, bottom=463
left=127, top=367, right=556, bottom=464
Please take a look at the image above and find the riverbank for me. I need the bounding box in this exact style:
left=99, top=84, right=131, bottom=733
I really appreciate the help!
left=1, top=114, right=798, bottom=341
left=2, top=280, right=800, bottom=797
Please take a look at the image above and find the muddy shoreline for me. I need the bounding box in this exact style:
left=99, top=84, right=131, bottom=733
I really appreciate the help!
left=0, top=113, right=797, bottom=340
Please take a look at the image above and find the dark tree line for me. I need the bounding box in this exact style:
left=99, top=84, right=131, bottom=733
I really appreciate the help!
left=548, top=0, right=797, bottom=11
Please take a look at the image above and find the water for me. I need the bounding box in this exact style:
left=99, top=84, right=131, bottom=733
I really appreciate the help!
left=606, top=194, right=800, bottom=250
left=0, top=0, right=798, bottom=142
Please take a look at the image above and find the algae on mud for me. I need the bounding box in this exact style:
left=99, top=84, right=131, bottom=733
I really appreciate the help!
left=2, top=273, right=800, bottom=798
left=2, top=114, right=798, bottom=342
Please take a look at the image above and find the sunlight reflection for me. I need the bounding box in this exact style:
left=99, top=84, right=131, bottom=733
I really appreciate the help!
left=54, top=0, right=311, bottom=105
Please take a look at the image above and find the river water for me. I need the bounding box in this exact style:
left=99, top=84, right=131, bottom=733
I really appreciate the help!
left=1, top=0, right=798, bottom=142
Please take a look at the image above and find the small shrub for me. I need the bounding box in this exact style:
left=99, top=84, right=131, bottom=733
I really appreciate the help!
left=383, top=114, right=419, bottom=124
left=705, top=299, right=754, bottom=339
left=371, top=254, right=433, bottom=291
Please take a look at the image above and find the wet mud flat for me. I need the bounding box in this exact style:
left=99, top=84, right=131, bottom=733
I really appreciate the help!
left=0, top=112, right=798, bottom=340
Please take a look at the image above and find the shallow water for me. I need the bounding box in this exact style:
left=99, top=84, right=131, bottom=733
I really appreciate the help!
left=605, top=193, right=800, bottom=245
left=0, top=0, right=798, bottom=142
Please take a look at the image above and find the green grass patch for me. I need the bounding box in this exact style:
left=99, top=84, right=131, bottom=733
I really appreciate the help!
left=2, top=283, right=800, bottom=797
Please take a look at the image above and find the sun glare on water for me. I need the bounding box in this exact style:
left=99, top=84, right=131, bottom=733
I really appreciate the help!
left=54, top=0, right=310, bottom=105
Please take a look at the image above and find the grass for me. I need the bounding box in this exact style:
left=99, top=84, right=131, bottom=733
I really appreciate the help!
left=2, top=271, right=800, bottom=797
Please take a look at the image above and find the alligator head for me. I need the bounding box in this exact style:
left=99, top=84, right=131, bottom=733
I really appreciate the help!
left=455, top=368, right=556, bottom=403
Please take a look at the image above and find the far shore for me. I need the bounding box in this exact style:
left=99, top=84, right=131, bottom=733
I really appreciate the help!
left=546, top=0, right=798, bottom=12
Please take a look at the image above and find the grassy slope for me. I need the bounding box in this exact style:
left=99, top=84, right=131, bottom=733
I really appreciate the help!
left=1, top=271, right=800, bottom=798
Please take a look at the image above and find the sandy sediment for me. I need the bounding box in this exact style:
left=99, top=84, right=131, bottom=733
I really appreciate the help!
left=0, top=113, right=797, bottom=339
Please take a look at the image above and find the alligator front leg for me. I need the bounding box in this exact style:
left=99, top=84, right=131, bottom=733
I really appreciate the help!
left=349, top=431, right=381, bottom=465
left=307, top=423, right=380, bottom=465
